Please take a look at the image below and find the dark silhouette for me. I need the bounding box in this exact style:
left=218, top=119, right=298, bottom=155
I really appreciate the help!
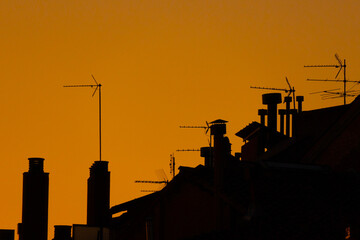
left=108, top=94, right=360, bottom=240
left=87, top=161, right=110, bottom=227
left=0, top=229, right=14, bottom=240
left=18, top=158, right=49, bottom=240
left=52, top=226, right=71, bottom=240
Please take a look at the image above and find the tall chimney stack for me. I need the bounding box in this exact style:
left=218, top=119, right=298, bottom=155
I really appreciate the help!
left=262, top=93, right=282, bottom=132
left=87, top=161, right=110, bottom=227
left=19, top=158, right=49, bottom=240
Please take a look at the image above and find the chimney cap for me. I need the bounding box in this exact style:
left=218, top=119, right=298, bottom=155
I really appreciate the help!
left=284, top=96, right=292, bottom=102
left=210, top=119, right=228, bottom=124
left=296, top=96, right=304, bottom=101
left=262, top=93, right=282, bottom=105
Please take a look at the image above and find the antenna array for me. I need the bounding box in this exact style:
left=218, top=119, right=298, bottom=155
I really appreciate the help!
left=304, top=54, right=355, bottom=105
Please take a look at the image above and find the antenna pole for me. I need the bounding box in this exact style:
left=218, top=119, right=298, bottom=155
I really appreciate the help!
left=344, top=59, right=346, bottom=105
left=99, top=84, right=102, bottom=161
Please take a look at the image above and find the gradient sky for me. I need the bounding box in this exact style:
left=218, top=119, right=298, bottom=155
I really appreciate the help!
left=1, top=0, right=360, bottom=238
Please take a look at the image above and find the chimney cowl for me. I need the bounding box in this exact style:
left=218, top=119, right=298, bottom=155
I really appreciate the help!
left=284, top=96, right=292, bottom=103
left=28, top=157, right=45, bottom=173
left=262, top=93, right=282, bottom=105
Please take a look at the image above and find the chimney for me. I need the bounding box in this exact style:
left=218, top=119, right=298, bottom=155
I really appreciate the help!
left=87, top=161, right=110, bottom=227
left=20, top=158, right=49, bottom=240
left=210, top=119, right=229, bottom=190
left=52, top=226, right=71, bottom=240
left=200, top=147, right=213, bottom=167
left=296, top=96, right=304, bottom=113
left=210, top=119, right=229, bottom=231
left=262, top=93, right=282, bottom=132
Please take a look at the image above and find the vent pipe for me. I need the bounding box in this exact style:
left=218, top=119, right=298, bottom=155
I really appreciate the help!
left=278, top=109, right=286, bottom=135
left=284, top=96, right=292, bottom=137
left=258, top=109, right=267, bottom=125
left=296, top=96, right=304, bottom=113
left=262, top=93, right=282, bottom=132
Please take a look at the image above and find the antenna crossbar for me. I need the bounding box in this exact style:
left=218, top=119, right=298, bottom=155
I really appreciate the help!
left=307, top=79, right=360, bottom=83
left=304, top=65, right=340, bottom=68
left=64, top=84, right=98, bottom=88
left=135, top=180, right=168, bottom=184
left=176, top=149, right=200, bottom=152
left=250, top=86, right=291, bottom=92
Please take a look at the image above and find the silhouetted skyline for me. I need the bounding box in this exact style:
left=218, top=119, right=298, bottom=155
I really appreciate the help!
left=1, top=1, right=360, bottom=239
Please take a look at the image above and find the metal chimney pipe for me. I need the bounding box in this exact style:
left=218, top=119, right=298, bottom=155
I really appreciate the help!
left=258, top=109, right=267, bottom=125
left=284, top=96, right=292, bottom=137
left=262, top=93, right=282, bottom=132
left=278, top=109, right=286, bottom=135
left=296, top=96, right=304, bottom=113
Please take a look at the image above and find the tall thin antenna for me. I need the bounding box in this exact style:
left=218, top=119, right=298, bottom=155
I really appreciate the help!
left=64, top=75, right=103, bottom=161
left=305, top=54, right=349, bottom=104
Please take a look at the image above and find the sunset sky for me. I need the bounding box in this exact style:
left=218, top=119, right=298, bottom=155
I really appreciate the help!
left=1, top=0, right=360, bottom=238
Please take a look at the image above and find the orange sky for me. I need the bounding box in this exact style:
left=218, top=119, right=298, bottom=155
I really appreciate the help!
left=1, top=0, right=360, bottom=238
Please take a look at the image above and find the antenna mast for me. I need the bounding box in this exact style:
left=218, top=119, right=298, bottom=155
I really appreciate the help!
left=305, top=54, right=349, bottom=105
left=64, top=75, right=103, bottom=161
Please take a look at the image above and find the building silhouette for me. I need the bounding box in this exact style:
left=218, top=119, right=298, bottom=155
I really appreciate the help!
left=107, top=94, right=360, bottom=240
left=31, top=93, right=360, bottom=240
left=18, top=158, right=49, bottom=240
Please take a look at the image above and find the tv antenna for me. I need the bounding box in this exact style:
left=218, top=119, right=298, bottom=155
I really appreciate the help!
left=304, top=54, right=356, bottom=105
left=179, top=121, right=213, bottom=163
left=179, top=121, right=211, bottom=144
left=135, top=170, right=169, bottom=192
left=251, top=77, right=296, bottom=109
left=64, top=75, right=103, bottom=161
